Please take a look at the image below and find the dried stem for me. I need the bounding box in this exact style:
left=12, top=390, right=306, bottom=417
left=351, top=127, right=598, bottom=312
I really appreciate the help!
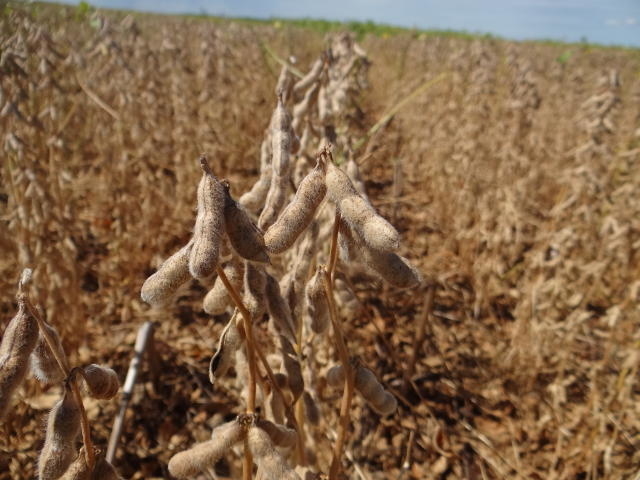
left=325, top=211, right=355, bottom=480
left=21, top=294, right=95, bottom=470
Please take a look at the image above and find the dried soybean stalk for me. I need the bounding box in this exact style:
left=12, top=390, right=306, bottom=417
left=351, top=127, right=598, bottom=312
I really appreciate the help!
left=209, top=311, right=243, bottom=384
left=39, top=383, right=82, bottom=480
left=203, top=258, right=243, bottom=315
left=0, top=298, right=38, bottom=419
left=140, top=242, right=192, bottom=306
left=189, top=156, right=226, bottom=279
left=222, top=182, right=270, bottom=264
left=168, top=418, right=247, bottom=479
left=264, top=154, right=327, bottom=254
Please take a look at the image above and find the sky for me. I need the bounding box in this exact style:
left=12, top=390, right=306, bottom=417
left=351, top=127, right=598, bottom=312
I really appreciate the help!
left=68, top=0, right=640, bottom=47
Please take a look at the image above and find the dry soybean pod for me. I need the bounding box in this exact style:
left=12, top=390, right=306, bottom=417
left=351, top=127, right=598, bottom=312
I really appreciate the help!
left=0, top=299, right=38, bottom=419
left=265, top=274, right=297, bottom=344
left=168, top=418, right=246, bottom=479
left=140, top=242, right=192, bottom=306
left=354, top=366, right=397, bottom=416
left=203, top=259, right=243, bottom=315
left=304, top=266, right=330, bottom=334
left=326, top=158, right=399, bottom=252
left=30, top=320, right=67, bottom=385
left=243, top=262, right=267, bottom=318
left=209, top=311, right=243, bottom=384
left=359, top=247, right=422, bottom=289
left=222, top=181, right=270, bottom=264
left=338, top=194, right=399, bottom=253
left=256, top=418, right=297, bottom=449
left=39, top=383, right=82, bottom=480
left=80, top=364, right=119, bottom=400
left=278, top=335, right=304, bottom=402
left=293, top=56, right=324, bottom=96
left=292, top=82, right=320, bottom=133
left=271, top=92, right=292, bottom=177
left=264, top=154, right=327, bottom=254
left=240, top=138, right=272, bottom=212
left=248, top=425, right=301, bottom=480
left=189, top=156, right=226, bottom=279
left=325, top=364, right=345, bottom=388
left=258, top=172, right=288, bottom=231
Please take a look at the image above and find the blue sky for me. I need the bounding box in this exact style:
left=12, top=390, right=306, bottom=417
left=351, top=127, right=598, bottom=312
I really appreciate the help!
left=70, top=0, right=640, bottom=47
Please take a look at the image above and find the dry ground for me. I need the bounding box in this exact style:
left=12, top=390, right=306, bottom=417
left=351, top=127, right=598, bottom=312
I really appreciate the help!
left=1, top=3, right=640, bottom=479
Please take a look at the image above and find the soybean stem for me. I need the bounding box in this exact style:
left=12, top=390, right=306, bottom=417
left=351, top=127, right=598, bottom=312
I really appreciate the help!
left=325, top=211, right=355, bottom=480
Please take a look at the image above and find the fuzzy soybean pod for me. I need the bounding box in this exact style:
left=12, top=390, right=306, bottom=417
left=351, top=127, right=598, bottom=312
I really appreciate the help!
left=292, top=83, right=320, bottom=133
left=240, top=138, right=272, bottom=213
left=326, top=161, right=399, bottom=252
left=271, top=94, right=292, bottom=177
left=256, top=418, right=297, bottom=449
left=168, top=419, right=246, bottom=479
left=244, top=262, right=267, bottom=318
left=209, top=311, right=242, bottom=384
left=39, top=384, right=82, bottom=480
left=30, top=321, right=67, bottom=385
left=0, top=300, right=38, bottom=419
left=278, top=335, right=304, bottom=401
left=203, top=259, right=243, bottom=315
left=82, top=364, right=119, bottom=400
left=304, top=266, right=330, bottom=334
left=140, top=242, right=192, bottom=306
left=222, top=183, right=269, bottom=264
left=339, top=195, right=399, bottom=252
left=265, top=274, right=297, bottom=344
left=258, top=172, right=289, bottom=231
left=248, top=426, right=302, bottom=480
left=354, top=366, right=398, bottom=416
left=339, top=219, right=421, bottom=288
left=293, top=57, right=324, bottom=96
left=264, top=156, right=327, bottom=255
left=326, top=364, right=345, bottom=388
left=189, top=157, right=226, bottom=279
left=359, top=246, right=422, bottom=289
